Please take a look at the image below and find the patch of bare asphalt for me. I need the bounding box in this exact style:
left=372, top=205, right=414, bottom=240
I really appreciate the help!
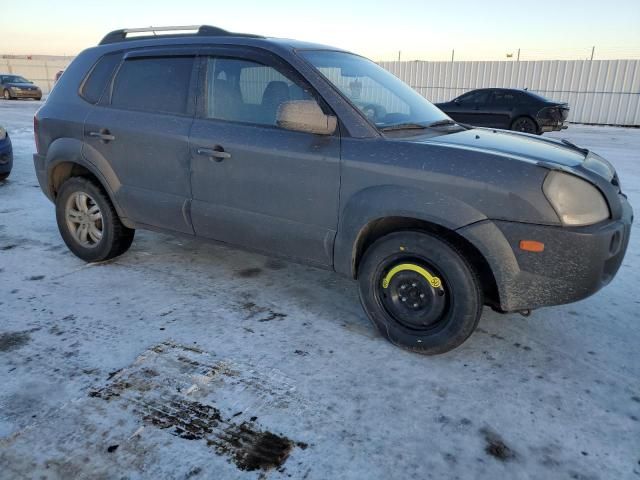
left=241, top=301, right=288, bottom=322
left=88, top=341, right=308, bottom=473
left=236, top=267, right=263, bottom=278
left=481, top=427, right=516, bottom=462
left=0, top=331, right=31, bottom=352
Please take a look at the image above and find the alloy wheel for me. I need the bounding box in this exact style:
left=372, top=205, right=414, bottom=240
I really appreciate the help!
left=65, top=191, right=103, bottom=248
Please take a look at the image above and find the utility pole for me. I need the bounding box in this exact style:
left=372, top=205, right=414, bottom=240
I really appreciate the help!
left=398, top=50, right=401, bottom=61
left=517, top=48, right=520, bottom=62
left=451, top=49, right=455, bottom=62
left=590, top=46, right=595, bottom=61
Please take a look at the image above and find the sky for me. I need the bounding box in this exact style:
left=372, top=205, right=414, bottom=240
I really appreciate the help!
left=2, top=0, right=639, bottom=61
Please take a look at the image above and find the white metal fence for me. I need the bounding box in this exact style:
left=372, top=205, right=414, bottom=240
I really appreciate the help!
left=1, top=56, right=73, bottom=95
left=379, top=59, right=640, bottom=126
left=2, top=55, right=639, bottom=126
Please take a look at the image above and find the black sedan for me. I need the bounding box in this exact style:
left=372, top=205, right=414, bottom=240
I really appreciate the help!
left=0, top=74, right=42, bottom=100
left=0, top=125, right=12, bottom=181
left=435, top=88, right=569, bottom=134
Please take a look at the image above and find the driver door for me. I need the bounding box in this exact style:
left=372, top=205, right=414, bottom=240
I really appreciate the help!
left=447, top=90, right=492, bottom=126
left=189, top=49, right=341, bottom=266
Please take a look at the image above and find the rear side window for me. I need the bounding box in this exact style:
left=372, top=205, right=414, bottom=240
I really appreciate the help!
left=492, top=91, right=516, bottom=105
left=111, top=56, right=194, bottom=115
left=81, top=52, right=121, bottom=104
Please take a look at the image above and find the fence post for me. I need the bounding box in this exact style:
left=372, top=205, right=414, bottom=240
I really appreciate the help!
left=43, top=61, right=51, bottom=94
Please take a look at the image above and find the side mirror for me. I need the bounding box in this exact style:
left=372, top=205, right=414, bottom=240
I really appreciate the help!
left=277, top=100, right=337, bottom=135
left=453, top=99, right=461, bottom=105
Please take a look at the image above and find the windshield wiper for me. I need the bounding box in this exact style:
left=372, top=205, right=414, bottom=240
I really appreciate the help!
left=379, top=122, right=429, bottom=132
left=426, top=119, right=457, bottom=128
left=379, top=119, right=458, bottom=132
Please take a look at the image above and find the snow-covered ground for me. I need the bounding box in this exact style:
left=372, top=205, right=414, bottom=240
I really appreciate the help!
left=1, top=99, right=638, bottom=479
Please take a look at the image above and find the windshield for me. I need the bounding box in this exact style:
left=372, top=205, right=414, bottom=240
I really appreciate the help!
left=2, top=75, right=30, bottom=83
left=300, top=50, right=450, bottom=130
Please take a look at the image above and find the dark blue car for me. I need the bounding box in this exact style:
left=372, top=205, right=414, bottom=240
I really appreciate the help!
left=0, top=125, right=12, bottom=181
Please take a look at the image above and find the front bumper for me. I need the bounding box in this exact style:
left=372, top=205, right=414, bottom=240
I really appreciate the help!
left=459, top=195, right=633, bottom=311
left=0, top=136, right=13, bottom=174
left=9, top=89, right=41, bottom=99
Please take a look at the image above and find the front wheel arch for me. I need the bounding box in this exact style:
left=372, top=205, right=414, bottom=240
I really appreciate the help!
left=353, top=216, right=500, bottom=309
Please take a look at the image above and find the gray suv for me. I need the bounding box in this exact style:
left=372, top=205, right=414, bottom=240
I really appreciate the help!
left=33, top=26, right=633, bottom=354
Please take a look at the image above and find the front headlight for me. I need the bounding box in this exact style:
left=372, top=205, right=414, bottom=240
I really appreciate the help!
left=543, top=171, right=609, bottom=226
left=0, top=127, right=6, bottom=140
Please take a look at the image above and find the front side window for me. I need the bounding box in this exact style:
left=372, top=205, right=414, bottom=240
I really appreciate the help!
left=111, top=56, right=194, bottom=115
left=205, top=57, right=313, bottom=126
left=299, top=50, right=449, bottom=129
left=457, top=90, right=490, bottom=105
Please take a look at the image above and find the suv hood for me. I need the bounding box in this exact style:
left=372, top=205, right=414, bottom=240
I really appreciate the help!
left=422, top=128, right=585, bottom=167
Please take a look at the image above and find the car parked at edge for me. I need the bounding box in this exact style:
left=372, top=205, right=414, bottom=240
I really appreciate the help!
left=0, top=125, right=13, bottom=181
left=435, top=88, right=569, bottom=134
left=33, top=26, right=632, bottom=354
left=1, top=74, right=42, bottom=100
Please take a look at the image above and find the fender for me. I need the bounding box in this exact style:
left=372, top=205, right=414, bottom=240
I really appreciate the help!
left=333, top=184, right=488, bottom=277
left=45, top=137, right=131, bottom=225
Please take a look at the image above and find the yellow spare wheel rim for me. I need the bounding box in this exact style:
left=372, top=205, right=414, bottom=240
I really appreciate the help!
left=382, top=263, right=442, bottom=289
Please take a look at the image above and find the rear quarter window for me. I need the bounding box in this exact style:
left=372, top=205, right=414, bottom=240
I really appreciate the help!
left=80, top=52, right=122, bottom=104
left=110, top=56, right=194, bottom=115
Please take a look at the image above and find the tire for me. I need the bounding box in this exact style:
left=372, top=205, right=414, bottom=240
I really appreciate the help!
left=510, top=116, right=538, bottom=134
left=3, top=90, right=11, bottom=100
left=0, top=172, right=9, bottom=181
left=55, top=177, right=135, bottom=262
left=358, top=231, right=482, bottom=355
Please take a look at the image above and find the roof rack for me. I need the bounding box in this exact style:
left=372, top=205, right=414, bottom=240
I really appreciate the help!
left=98, top=25, right=263, bottom=45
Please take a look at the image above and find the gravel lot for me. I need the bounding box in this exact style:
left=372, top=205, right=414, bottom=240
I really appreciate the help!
left=1, top=99, right=639, bottom=479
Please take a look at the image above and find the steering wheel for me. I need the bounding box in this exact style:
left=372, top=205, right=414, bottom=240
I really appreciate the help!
left=361, top=103, right=387, bottom=122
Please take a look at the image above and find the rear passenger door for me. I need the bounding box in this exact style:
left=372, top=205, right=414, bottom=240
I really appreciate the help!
left=188, top=48, right=341, bottom=266
left=83, top=49, right=198, bottom=233
left=487, top=90, right=517, bottom=129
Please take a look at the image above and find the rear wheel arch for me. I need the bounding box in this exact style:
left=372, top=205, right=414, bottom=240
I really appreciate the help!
left=352, top=216, right=500, bottom=309
left=48, top=159, right=132, bottom=228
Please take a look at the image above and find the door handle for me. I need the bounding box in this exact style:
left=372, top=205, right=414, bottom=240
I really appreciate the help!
left=88, top=130, right=115, bottom=142
left=196, top=147, right=231, bottom=162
